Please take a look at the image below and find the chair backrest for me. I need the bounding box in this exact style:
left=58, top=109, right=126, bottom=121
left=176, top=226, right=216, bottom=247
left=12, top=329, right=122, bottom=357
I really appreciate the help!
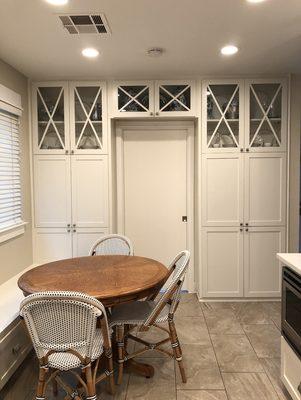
left=89, top=234, right=133, bottom=256
left=20, top=291, right=110, bottom=361
left=143, top=250, right=190, bottom=327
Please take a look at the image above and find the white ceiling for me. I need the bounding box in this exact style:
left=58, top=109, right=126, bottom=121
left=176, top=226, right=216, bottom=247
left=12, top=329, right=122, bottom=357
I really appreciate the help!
left=0, top=0, right=301, bottom=80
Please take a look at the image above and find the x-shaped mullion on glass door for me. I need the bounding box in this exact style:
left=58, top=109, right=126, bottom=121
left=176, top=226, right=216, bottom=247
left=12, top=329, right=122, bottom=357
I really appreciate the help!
left=207, top=85, right=239, bottom=148
left=74, top=87, right=102, bottom=149
left=118, top=86, right=149, bottom=112
left=159, top=85, right=190, bottom=111
left=249, top=85, right=281, bottom=147
left=38, top=88, right=64, bottom=149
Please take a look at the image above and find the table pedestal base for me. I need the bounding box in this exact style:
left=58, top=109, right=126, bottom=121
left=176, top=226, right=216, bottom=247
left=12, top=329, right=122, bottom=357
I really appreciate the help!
left=125, top=359, right=155, bottom=378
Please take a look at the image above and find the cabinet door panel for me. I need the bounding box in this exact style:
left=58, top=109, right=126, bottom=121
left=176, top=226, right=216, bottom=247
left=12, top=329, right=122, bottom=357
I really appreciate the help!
left=244, top=227, right=285, bottom=297
left=110, top=81, right=154, bottom=117
left=34, top=228, right=72, bottom=265
left=202, top=80, right=244, bottom=153
left=245, top=153, right=286, bottom=226
left=155, top=80, right=195, bottom=116
left=202, top=154, right=243, bottom=226
left=69, top=82, right=107, bottom=154
left=202, top=227, right=243, bottom=297
left=32, top=82, right=69, bottom=154
left=72, top=228, right=109, bottom=257
left=34, top=155, right=71, bottom=227
left=71, top=155, right=109, bottom=228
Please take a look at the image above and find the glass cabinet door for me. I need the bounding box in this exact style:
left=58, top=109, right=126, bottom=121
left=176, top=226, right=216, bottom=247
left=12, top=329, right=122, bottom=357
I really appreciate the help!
left=116, top=83, right=152, bottom=116
left=204, top=82, right=242, bottom=151
left=71, top=83, right=105, bottom=153
left=157, top=82, right=193, bottom=115
left=247, top=81, right=285, bottom=150
left=35, top=85, right=67, bottom=153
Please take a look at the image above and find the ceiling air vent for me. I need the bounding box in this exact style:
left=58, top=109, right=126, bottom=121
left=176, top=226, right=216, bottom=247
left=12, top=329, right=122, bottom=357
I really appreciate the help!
left=59, top=14, right=111, bottom=35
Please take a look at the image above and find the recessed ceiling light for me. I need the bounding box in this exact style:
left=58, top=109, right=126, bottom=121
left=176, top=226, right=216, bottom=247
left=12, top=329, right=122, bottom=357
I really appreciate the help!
left=147, top=47, right=164, bottom=57
left=82, top=48, right=99, bottom=58
left=221, top=45, right=238, bottom=56
left=247, top=0, right=266, bottom=3
left=46, top=0, right=68, bottom=5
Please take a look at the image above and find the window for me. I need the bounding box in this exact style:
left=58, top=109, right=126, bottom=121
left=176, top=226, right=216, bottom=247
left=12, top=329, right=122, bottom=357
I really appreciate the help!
left=0, top=110, right=22, bottom=232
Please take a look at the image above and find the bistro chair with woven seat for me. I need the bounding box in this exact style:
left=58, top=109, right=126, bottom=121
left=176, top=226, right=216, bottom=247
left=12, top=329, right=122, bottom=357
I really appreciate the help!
left=109, top=250, right=190, bottom=385
left=20, top=291, right=115, bottom=400
left=89, top=234, right=133, bottom=256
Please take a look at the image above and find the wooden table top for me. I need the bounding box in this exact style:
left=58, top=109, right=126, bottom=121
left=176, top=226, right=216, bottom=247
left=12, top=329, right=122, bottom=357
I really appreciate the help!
left=18, top=255, right=169, bottom=307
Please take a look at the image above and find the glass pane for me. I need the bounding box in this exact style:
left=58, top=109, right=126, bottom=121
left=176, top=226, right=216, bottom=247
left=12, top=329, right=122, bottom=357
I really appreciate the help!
left=207, top=120, right=238, bottom=148
left=251, top=120, right=279, bottom=148
left=38, top=87, right=62, bottom=117
left=76, top=87, right=100, bottom=114
left=75, top=123, right=101, bottom=150
left=209, top=84, right=238, bottom=117
left=39, top=123, right=63, bottom=149
left=207, top=93, right=221, bottom=120
left=252, top=84, right=281, bottom=117
left=53, top=94, right=64, bottom=122
left=160, top=86, right=191, bottom=112
left=118, top=86, right=149, bottom=112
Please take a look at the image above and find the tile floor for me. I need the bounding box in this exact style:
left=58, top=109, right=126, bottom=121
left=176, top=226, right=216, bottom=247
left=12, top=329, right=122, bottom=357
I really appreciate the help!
left=0, top=294, right=291, bottom=400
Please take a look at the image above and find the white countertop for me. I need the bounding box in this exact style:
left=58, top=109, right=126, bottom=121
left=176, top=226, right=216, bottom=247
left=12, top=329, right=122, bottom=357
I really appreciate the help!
left=277, top=253, right=301, bottom=276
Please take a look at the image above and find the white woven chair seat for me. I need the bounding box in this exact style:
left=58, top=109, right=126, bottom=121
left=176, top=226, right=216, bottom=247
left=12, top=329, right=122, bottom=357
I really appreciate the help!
left=43, top=329, right=104, bottom=371
left=109, top=301, right=170, bottom=327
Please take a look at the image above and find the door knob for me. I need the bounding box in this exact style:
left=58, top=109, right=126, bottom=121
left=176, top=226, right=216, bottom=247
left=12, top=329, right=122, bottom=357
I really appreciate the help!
left=182, top=216, right=187, bottom=222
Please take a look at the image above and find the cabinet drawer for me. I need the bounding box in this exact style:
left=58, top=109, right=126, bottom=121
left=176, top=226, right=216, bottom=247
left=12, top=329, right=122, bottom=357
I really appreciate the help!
left=281, top=337, right=301, bottom=400
left=0, top=319, right=32, bottom=389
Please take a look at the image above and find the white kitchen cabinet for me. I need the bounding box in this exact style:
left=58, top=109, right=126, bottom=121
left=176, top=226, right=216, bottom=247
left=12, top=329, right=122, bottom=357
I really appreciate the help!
left=110, top=80, right=195, bottom=117
left=202, top=80, right=244, bottom=153
left=72, top=228, right=109, bottom=257
left=32, top=82, right=69, bottom=155
left=202, top=154, right=243, bottom=226
left=33, top=155, right=71, bottom=228
left=202, top=227, right=244, bottom=297
left=69, top=82, right=107, bottom=154
left=244, top=226, right=285, bottom=297
left=244, top=153, right=286, bottom=226
left=34, top=228, right=72, bottom=265
left=245, top=79, right=287, bottom=152
left=71, top=155, right=109, bottom=228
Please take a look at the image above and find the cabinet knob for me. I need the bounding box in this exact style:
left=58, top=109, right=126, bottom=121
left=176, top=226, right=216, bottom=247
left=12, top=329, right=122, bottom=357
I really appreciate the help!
left=246, top=148, right=249, bottom=152
left=150, top=112, right=154, bottom=116
left=155, top=112, right=159, bottom=116
left=245, top=228, right=249, bottom=232
left=67, top=224, right=71, bottom=228
left=240, top=148, right=243, bottom=152
left=73, top=223, right=76, bottom=227
left=73, top=229, right=76, bottom=233
left=65, top=150, right=69, bottom=155
left=71, top=150, right=74, bottom=154
left=240, top=228, right=243, bottom=232
left=240, top=223, right=243, bottom=226
left=245, top=223, right=249, bottom=226
left=67, top=229, right=71, bottom=233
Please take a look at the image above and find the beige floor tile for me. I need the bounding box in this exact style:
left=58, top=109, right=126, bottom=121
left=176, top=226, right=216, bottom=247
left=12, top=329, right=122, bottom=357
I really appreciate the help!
left=175, top=317, right=211, bottom=345
left=236, top=302, right=274, bottom=325
left=133, top=326, right=171, bottom=358
left=96, top=372, right=129, bottom=400
left=211, top=334, right=263, bottom=373
left=263, top=302, right=282, bottom=330
left=243, top=324, right=280, bottom=358
left=126, top=358, right=176, bottom=400
left=177, top=390, right=228, bottom=400
left=222, top=372, right=279, bottom=400
left=203, top=307, right=244, bottom=335
left=201, top=302, right=246, bottom=317
left=260, top=358, right=291, bottom=400
left=177, top=294, right=204, bottom=318
left=176, top=344, right=224, bottom=390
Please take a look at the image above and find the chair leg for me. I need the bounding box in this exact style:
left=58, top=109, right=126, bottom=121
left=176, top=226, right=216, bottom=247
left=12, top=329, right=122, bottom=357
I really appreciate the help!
left=168, top=318, right=187, bottom=383
left=52, top=378, right=58, bottom=397
left=116, top=325, right=125, bottom=385
left=84, top=364, right=97, bottom=400
left=36, top=365, right=47, bottom=400
left=105, top=349, right=115, bottom=394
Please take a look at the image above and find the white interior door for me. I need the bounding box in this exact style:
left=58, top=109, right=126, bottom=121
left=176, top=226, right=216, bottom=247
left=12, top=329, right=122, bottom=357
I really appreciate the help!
left=202, top=227, right=244, bottom=297
left=33, top=155, right=71, bottom=228
left=71, top=155, right=109, bottom=228
left=117, top=122, right=194, bottom=291
left=244, top=153, right=286, bottom=226
left=244, top=226, right=285, bottom=297
left=202, top=154, right=243, bottom=226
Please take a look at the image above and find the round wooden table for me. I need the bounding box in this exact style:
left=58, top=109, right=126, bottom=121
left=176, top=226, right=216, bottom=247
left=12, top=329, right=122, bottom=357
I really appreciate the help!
left=18, top=255, right=169, bottom=379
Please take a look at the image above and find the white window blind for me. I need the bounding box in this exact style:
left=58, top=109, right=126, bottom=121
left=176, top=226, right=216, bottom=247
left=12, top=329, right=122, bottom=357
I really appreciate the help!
left=0, top=110, right=22, bottom=230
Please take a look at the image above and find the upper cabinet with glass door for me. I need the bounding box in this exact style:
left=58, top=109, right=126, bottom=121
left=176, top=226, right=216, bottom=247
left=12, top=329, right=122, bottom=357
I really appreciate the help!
left=69, top=82, right=107, bottom=154
left=110, top=80, right=195, bottom=117
left=155, top=80, right=195, bottom=117
left=33, top=83, right=69, bottom=154
left=110, top=81, right=154, bottom=117
left=245, top=79, right=287, bottom=152
left=202, top=80, right=244, bottom=152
